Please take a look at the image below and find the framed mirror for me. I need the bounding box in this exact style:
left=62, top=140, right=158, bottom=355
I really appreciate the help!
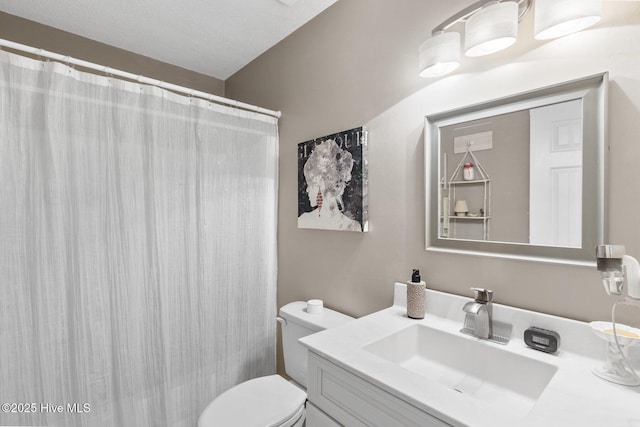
left=425, top=73, right=607, bottom=265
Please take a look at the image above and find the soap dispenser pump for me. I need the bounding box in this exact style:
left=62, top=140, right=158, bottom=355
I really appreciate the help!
left=407, top=269, right=426, bottom=319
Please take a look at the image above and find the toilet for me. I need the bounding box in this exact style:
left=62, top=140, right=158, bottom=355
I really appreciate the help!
left=198, top=301, right=354, bottom=427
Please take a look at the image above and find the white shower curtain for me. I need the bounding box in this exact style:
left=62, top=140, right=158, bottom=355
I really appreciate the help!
left=0, top=50, right=278, bottom=427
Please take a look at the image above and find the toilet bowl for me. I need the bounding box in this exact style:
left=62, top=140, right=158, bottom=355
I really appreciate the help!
left=197, top=301, right=353, bottom=427
left=198, top=374, right=307, bottom=427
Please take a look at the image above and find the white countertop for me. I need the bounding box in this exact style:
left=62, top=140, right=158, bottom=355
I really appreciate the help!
left=300, top=283, right=640, bottom=427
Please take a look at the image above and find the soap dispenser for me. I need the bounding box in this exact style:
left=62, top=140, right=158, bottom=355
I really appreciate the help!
left=407, top=269, right=426, bottom=319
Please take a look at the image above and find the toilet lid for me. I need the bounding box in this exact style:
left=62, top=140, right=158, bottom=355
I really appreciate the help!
left=198, top=375, right=306, bottom=427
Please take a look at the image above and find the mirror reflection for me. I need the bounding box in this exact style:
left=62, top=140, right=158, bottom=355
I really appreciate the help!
left=439, top=99, right=582, bottom=247
left=425, top=73, right=607, bottom=264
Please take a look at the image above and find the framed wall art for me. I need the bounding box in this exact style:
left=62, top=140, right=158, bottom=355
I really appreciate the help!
left=297, top=127, right=368, bottom=232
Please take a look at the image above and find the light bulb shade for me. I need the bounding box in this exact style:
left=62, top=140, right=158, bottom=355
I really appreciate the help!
left=454, top=200, right=469, bottom=213
left=534, top=0, right=602, bottom=40
left=419, top=31, right=461, bottom=78
left=465, top=1, right=518, bottom=57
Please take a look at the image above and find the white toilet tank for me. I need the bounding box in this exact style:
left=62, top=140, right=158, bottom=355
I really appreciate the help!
left=279, top=301, right=353, bottom=388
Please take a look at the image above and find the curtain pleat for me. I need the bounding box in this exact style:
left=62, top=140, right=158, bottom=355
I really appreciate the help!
left=0, top=50, right=278, bottom=427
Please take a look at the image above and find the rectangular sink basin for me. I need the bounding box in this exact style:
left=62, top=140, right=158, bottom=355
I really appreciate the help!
left=363, top=324, right=557, bottom=419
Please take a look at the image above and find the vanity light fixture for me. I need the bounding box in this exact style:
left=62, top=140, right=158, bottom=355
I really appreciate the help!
left=419, top=31, right=461, bottom=77
left=418, top=0, right=603, bottom=78
left=465, top=1, right=519, bottom=57
left=534, top=0, right=603, bottom=40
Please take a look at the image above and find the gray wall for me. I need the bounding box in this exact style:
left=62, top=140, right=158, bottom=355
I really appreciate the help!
left=0, top=12, right=225, bottom=96
left=226, top=0, right=640, bottom=379
left=440, top=110, right=530, bottom=243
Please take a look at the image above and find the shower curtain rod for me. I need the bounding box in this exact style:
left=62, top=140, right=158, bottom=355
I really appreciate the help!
left=0, top=38, right=282, bottom=119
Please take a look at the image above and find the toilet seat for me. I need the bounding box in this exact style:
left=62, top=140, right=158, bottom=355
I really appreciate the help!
left=198, top=374, right=307, bottom=427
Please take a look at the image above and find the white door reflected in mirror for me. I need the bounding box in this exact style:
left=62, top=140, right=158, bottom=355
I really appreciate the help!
left=530, top=100, right=582, bottom=248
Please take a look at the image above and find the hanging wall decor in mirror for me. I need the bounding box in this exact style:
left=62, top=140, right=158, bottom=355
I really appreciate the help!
left=425, top=73, right=607, bottom=265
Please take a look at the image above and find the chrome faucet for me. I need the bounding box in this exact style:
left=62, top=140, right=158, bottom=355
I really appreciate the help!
left=462, top=288, right=493, bottom=339
left=461, top=288, right=511, bottom=344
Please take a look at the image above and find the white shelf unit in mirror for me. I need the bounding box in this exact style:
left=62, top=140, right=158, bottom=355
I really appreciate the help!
left=442, top=144, right=491, bottom=240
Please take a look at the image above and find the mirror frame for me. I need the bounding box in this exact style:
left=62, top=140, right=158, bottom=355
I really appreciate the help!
left=425, top=73, right=608, bottom=266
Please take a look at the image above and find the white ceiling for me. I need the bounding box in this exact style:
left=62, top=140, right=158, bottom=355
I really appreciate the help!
left=0, top=0, right=338, bottom=80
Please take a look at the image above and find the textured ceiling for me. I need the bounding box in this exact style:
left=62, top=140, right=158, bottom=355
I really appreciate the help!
left=0, top=0, right=338, bottom=80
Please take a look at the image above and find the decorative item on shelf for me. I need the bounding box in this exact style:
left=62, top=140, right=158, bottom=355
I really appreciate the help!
left=463, top=162, right=475, bottom=181
left=418, top=0, right=603, bottom=78
left=449, top=143, right=489, bottom=184
left=454, top=200, right=469, bottom=216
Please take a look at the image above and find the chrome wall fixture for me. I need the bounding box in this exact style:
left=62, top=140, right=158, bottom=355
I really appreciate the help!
left=419, top=0, right=603, bottom=78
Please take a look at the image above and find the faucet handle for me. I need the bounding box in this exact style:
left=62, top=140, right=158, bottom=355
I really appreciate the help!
left=470, top=287, right=493, bottom=303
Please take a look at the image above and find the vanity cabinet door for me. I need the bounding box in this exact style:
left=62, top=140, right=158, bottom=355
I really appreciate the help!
left=307, top=402, right=342, bottom=427
left=307, top=352, right=453, bottom=427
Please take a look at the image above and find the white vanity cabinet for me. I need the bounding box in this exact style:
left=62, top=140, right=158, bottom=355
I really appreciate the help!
left=306, top=402, right=342, bottom=427
left=306, top=352, right=452, bottom=427
left=301, top=284, right=640, bottom=427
